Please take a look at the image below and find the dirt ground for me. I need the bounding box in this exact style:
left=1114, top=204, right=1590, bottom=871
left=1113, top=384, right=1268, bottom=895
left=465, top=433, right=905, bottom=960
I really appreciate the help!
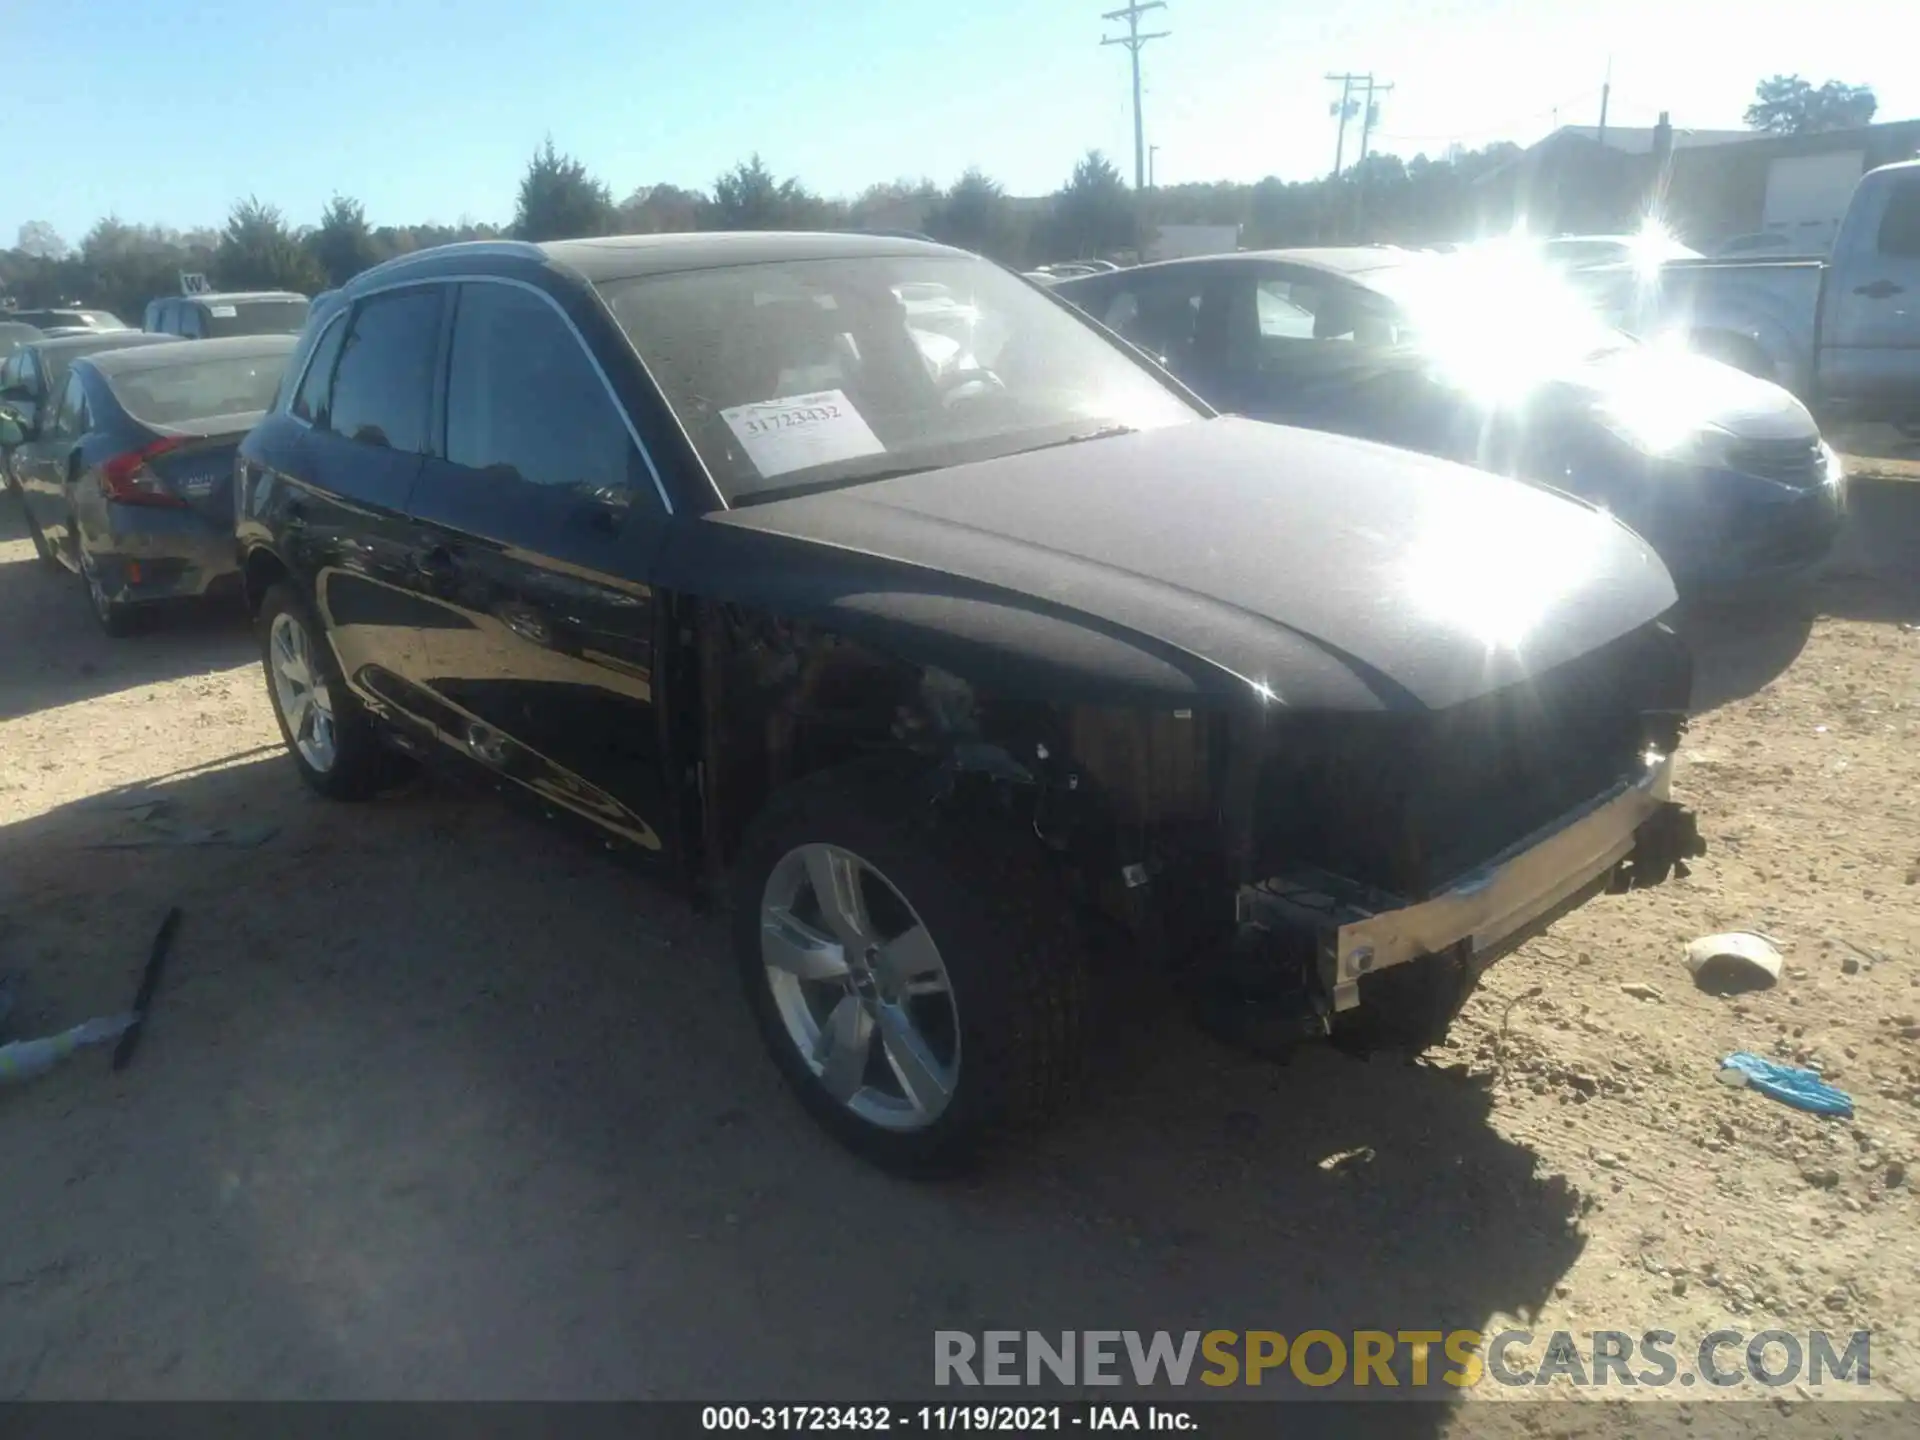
left=0, top=478, right=1915, bottom=1425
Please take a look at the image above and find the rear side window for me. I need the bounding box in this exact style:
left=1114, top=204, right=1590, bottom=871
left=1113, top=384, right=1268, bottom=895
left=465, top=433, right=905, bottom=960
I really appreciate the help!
left=290, top=313, right=348, bottom=423
left=326, top=288, right=442, bottom=452
left=109, top=353, right=291, bottom=426
left=443, top=282, right=634, bottom=500
left=1876, top=178, right=1920, bottom=258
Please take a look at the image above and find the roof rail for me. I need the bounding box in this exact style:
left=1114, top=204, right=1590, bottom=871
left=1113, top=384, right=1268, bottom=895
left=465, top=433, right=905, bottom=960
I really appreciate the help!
left=357, top=238, right=546, bottom=283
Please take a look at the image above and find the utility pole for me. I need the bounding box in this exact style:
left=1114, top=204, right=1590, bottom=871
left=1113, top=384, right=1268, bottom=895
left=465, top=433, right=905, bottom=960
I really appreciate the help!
left=1326, top=72, right=1361, bottom=177
left=1357, top=77, right=1393, bottom=164
left=1597, top=56, right=1613, bottom=145
left=1102, top=2, right=1170, bottom=191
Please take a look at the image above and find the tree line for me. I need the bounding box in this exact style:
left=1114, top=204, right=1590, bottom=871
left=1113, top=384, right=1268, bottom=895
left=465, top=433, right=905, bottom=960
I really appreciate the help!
left=0, top=140, right=1528, bottom=320
left=0, top=72, right=1877, bottom=322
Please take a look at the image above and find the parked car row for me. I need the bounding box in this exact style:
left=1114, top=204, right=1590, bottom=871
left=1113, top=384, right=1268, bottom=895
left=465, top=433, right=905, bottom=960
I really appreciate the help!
left=3, top=333, right=294, bottom=631
left=5, top=232, right=1710, bottom=1175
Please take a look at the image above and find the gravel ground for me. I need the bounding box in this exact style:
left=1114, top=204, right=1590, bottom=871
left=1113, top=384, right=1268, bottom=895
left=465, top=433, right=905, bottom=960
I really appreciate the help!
left=0, top=480, right=1915, bottom=1426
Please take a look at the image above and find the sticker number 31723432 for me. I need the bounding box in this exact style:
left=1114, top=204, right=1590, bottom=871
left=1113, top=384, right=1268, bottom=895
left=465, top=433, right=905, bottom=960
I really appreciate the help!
left=720, top=389, right=885, bottom=479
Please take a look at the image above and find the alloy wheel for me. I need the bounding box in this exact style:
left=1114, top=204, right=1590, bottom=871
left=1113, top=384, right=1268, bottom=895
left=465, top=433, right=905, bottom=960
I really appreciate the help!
left=760, top=843, right=961, bottom=1132
left=268, top=610, right=338, bottom=773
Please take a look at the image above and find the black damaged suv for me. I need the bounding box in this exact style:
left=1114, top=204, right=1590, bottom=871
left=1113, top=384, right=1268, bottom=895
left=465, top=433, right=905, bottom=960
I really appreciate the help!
left=236, top=232, right=1703, bottom=1173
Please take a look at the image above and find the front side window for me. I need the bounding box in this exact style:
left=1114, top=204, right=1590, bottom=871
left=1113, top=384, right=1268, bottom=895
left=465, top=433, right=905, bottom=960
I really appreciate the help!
left=444, top=282, right=634, bottom=503
left=291, top=312, right=348, bottom=424
left=597, top=253, right=1199, bottom=504
left=326, top=288, right=442, bottom=452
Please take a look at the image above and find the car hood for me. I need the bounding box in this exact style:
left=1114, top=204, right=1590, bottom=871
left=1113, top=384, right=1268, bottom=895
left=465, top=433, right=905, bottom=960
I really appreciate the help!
left=1540, top=344, right=1818, bottom=442
left=705, top=418, right=1676, bottom=712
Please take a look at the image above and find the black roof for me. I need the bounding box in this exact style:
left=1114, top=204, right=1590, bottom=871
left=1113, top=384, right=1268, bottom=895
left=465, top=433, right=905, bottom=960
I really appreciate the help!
left=81, top=333, right=297, bottom=376
left=348, top=230, right=967, bottom=294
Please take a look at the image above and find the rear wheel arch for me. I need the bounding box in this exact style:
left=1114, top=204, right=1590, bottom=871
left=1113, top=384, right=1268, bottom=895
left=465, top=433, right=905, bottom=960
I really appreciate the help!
left=241, top=544, right=291, bottom=616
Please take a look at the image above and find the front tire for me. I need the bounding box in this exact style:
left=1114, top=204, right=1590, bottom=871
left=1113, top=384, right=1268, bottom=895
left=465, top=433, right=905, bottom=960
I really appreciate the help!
left=257, top=582, right=402, bottom=800
left=731, top=766, right=1088, bottom=1176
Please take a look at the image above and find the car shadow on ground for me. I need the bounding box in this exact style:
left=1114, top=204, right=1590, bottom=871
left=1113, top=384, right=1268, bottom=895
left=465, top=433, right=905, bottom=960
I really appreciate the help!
left=0, top=502, right=255, bottom=724
left=0, top=755, right=1583, bottom=1413
left=1675, top=476, right=1918, bottom=714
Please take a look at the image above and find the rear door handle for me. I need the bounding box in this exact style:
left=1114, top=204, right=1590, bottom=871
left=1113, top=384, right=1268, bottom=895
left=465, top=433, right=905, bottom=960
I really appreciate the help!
left=1853, top=279, right=1904, bottom=299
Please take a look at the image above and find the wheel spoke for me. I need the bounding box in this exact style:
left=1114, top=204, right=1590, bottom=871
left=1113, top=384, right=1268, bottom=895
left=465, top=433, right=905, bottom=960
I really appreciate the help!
left=876, top=1001, right=952, bottom=1115
left=815, top=994, right=874, bottom=1103
left=287, top=693, right=313, bottom=737
left=873, top=924, right=945, bottom=996
left=804, top=845, right=874, bottom=950
left=762, top=907, right=851, bottom=982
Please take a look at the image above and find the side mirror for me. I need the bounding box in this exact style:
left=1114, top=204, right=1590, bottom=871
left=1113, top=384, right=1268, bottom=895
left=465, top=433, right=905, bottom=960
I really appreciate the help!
left=0, top=412, right=21, bottom=448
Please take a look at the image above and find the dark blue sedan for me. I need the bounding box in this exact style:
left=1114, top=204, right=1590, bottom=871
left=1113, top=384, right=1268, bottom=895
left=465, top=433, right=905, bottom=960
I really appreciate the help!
left=1053, top=246, right=1847, bottom=597
left=5, top=334, right=295, bottom=634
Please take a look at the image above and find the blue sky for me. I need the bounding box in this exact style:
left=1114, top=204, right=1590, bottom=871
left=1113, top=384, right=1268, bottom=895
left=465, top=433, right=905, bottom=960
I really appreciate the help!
left=7, top=0, right=1912, bottom=244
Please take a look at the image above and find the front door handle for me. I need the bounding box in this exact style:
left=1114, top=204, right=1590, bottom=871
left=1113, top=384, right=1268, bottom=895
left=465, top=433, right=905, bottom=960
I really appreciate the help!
left=1853, top=279, right=1905, bottom=299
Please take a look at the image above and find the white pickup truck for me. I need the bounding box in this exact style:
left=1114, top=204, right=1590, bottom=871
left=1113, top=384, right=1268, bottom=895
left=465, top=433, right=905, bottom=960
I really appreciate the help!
left=1598, top=159, right=1920, bottom=451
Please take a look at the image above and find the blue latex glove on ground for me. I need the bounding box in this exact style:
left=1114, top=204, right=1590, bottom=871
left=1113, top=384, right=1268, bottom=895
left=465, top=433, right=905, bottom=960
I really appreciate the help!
left=1720, top=1051, right=1855, bottom=1119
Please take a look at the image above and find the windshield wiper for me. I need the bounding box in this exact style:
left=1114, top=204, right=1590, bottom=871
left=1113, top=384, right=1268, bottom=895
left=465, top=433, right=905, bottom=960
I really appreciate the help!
left=1007, top=423, right=1138, bottom=457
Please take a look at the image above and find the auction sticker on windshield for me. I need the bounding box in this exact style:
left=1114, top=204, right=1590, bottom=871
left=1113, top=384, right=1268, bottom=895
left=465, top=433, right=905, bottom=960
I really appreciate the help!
left=721, top=389, right=884, bottom=478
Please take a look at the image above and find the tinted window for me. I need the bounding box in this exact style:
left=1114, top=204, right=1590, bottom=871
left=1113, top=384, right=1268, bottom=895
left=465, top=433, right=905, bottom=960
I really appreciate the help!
left=444, top=282, right=634, bottom=501
left=201, top=298, right=310, bottom=337
left=108, top=352, right=291, bottom=426
left=177, top=305, right=204, bottom=339
left=48, top=373, right=88, bottom=438
left=291, top=313, right=348, bottom=423
left=326, top=288, right=442, bottom=452
left=1099, top=278, right=1205, bottom=364
left=1876, top=178, right=1920, bottom=258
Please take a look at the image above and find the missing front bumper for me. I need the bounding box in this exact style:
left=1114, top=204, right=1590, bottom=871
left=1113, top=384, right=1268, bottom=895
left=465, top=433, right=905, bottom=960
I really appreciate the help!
left=1239, top=752, right=1700, bottom=1014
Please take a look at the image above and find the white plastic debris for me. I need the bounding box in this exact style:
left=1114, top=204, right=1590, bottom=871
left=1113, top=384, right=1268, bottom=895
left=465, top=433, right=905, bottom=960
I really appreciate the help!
left=1685, top=932, right=1783, bottom=991
left=0, top=1014, right=138, bottom=1086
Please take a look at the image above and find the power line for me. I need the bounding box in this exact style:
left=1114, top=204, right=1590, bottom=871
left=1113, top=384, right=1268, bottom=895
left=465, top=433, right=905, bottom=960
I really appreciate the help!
left=1101, top=3, right=1170, bottom=191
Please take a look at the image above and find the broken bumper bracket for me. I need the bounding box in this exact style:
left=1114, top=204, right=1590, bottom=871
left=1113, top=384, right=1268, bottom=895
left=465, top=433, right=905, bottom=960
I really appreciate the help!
left=1240, top=752, right=1700, bottom=1014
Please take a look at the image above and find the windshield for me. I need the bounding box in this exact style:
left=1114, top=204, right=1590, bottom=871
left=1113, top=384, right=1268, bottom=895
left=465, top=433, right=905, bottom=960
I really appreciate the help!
left=201, top=298, right=310, bottom=337
left=595, top=254, right=1200, bottom=503
left=107, top=352, right=291, bottom=426
left=1356, top=248, right=1634, bottom=402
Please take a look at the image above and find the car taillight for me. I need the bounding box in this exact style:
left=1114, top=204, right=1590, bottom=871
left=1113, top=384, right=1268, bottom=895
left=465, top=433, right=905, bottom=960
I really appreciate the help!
left=100, top=437, right=189, bottom=507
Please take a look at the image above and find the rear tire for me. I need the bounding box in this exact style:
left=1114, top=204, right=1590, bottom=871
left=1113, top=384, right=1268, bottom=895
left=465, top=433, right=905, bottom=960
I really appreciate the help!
left=731, top=765, right=1088, bottom=1176
left=257, top=581, right=405, bottom=800
left=77, top=544, right=140, bottom=636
